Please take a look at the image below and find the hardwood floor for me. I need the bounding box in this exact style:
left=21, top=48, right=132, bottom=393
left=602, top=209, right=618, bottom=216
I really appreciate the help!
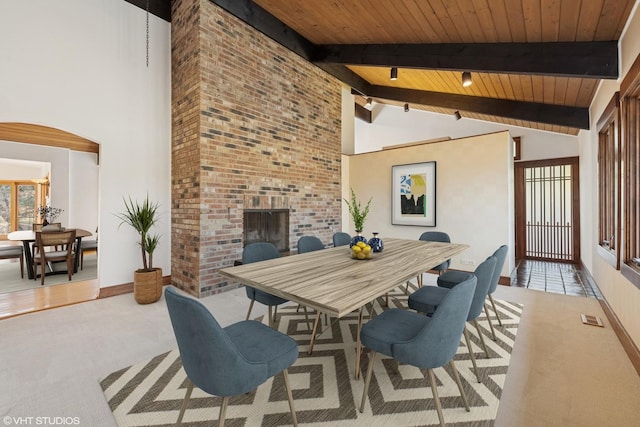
left=511, top=259, right=601, bottom=298
left=0, top=279, right=100, bottom=320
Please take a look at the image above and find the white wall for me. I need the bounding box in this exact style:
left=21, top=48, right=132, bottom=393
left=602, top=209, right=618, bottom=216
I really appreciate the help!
left=348, top=131, right=515, bottom=278
left=0, top=141, right=71, bottom=226
left=0, top=0, right=172, bottom=287
left=0, top=158, right=49, bottom=181
left=356, top=105, right=579, bottom=161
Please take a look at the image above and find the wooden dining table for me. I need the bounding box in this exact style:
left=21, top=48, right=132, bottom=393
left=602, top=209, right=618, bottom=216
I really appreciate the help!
left=219, top=237, right=469, bottom=378
left=7, top=228, right=93, bottom=280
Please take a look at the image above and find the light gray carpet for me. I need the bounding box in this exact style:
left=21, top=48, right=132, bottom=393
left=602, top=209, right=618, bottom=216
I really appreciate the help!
left=100, top=287, right=522, bottom=426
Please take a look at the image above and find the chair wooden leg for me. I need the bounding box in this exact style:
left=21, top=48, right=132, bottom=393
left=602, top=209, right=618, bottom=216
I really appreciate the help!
left=282, top=369, right=298, bottom=427
left=307, top=312, right=322, bottom=355
left=484, top=304, right=497, bottom=341
left=40, top=259, right=46, bottom=286
left=359, top=351, right=376, bottom=412
left=473, top=319, right=490, bottom=358
left=245, top=299, right=255, bottom=321
left=404, top=281, right=410, bottom=294
left=488, top=294, right=503, bottom=326
left=463, top=327, right=481, bottom=383
left=176, top=380, right=194, bottom=425
left=355, top=307, right=365, bottom=380
left=302, top=306, right=312, bottom=331
left=427, top=368, right=446, bottom=427
left=218, top=396, right=229, bottom=427
left=449, top=360, right=470, bottom=411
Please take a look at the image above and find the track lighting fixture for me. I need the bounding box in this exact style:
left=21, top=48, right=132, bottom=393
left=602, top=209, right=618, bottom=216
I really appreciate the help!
left=404, top=103, right=409, bottom=112
left=366, top=98, right=372, bottom=107
left=454, top=111, right=462, bottom=120
left=461, top=71, right=472, bottom=87
left=390, top=67, right=398, bottom=80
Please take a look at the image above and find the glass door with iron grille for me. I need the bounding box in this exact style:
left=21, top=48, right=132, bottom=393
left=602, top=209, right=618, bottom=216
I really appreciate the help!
left=515, top=157, right=580, bottom=262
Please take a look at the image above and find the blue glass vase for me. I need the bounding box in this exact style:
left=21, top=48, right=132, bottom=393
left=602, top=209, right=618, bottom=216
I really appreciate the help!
left=349, top=231, right=368, bottom=248
left=369, top=232, right=384, bottom=252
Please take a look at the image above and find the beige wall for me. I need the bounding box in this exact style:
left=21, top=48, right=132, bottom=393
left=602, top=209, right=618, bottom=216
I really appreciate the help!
left=580, top=2, right=640, bottom=348
left=346, top=131, right=515, bottom=277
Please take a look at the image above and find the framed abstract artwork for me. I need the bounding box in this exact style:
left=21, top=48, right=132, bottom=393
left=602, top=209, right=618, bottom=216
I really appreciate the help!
left=391, top=161, right=436, bottom=226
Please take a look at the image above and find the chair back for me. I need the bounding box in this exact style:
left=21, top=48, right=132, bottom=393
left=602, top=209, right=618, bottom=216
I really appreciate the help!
left=332, top=232, right=351, bottom=247
left=488, top=245, right=508, bottom=294
left=35, top=230, right=76, bottom=256
left=242, top=242, right=280, bottom=299
left=418, top=231, right=451, bottom=271
left=164, top=287, right=268, bottom=396
left=394, top=276, right=477, bottom=368
left=297, top=236, right=325, bottom=253
left=467, top=255, right=497, bottom=321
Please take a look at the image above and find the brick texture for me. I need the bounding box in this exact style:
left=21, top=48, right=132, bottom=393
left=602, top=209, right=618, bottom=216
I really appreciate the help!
left=171, top=0, right=342, bottom=297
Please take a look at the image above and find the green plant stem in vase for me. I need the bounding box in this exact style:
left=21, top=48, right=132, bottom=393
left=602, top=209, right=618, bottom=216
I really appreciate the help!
left=344, top=188, right=372, bottom=233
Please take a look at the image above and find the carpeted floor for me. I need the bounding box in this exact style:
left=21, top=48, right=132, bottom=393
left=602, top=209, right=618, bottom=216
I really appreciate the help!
left=100, top=287, right=522, bottom=426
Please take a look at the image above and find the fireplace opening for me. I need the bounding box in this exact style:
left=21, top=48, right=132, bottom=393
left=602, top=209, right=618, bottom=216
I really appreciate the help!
left=243, top=209, right=290, bottom=254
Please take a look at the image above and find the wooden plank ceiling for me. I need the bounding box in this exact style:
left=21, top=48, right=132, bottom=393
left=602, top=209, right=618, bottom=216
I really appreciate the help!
left=143, top=0, right=636, bottom=135
left=249, top=0, right=635, bottom=135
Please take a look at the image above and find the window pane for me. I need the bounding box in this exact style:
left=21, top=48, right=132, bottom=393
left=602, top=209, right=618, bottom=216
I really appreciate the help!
left=0, top=184, right=9, bottom=234
left=18, top=185, right=35, bottom=231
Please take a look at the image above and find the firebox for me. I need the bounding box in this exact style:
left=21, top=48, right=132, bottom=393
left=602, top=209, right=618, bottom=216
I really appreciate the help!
left=243, top=209, right=290, bottom=253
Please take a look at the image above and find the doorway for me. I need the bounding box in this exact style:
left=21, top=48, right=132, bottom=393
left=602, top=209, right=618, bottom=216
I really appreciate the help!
left=514, top=157, right=580, bottom=262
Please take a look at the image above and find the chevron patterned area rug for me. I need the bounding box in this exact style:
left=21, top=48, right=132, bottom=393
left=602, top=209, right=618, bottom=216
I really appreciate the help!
left=100, top=286, right=523, bottom=426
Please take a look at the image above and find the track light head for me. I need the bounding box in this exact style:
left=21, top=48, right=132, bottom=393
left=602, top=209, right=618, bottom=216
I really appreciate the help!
left=461, top=71, right=472, bottom=87
left=404, top=103, right=409, bottom=112
left=390, top=67, right=398, bottom=80
left=454, top=111, right=462, bottom=120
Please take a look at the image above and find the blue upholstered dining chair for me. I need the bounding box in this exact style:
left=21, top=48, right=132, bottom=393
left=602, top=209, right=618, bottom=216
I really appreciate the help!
left=242, top=242, right=288, bottom=327
left=164, top=287, right=299, bottom=427
left=438, top=245, right=508, bottom=340
left=405, top=231, right=452, bottom=293
left=408, top=255, right=497, bottom=383
left=332, top=232, right=351, bottom=247
left=359, top=276, right=477, bottom=427
left=297, top=235, right=325, bottom=253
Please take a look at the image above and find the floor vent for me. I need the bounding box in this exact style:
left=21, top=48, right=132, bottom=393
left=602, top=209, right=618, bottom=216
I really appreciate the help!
left=581, top=313, right=604, bottom=327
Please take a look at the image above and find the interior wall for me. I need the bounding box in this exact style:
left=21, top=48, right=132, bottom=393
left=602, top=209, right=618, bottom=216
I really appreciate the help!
left=355, top=106, right=579, bottom=161
left=580, top=1, right=640, bottom=348
left=0, top=141, right=71, bottom=226
left=348, top=131, right=515, bottom=278
left=0, top=0, right=172, bottom=287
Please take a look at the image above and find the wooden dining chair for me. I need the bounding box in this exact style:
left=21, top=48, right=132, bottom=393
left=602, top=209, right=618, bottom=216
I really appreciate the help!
left=0, top=245, right=24, bottom=278
left=33, top=230, right=76, bottom=286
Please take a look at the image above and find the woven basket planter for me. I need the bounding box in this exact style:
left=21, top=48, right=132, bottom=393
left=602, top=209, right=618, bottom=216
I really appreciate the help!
left=134, top=268, right=163, bottom=304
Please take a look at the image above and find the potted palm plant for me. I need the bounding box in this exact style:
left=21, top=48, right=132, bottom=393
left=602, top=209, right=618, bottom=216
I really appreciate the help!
left=117, top=195, right=162, bottom=304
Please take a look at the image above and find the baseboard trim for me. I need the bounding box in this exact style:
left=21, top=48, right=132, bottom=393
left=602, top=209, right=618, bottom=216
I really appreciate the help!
left=598, top=297, right=640, bottom=377
left=98, top=275, right=172, bottom=299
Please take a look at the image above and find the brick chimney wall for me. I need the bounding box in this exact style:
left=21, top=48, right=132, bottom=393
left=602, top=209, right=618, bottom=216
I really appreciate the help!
left=172, top=0, right=342, bottom=297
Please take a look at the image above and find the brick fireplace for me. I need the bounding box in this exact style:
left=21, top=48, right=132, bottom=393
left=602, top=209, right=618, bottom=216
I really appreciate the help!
left=171, top=0, right=342, bottom=297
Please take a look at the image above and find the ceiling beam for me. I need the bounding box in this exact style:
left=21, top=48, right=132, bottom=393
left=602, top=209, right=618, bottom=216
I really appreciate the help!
left=209, top=0, right=369, bottom=93
left=365, top=86, right=590, bottom=129
left=124, top=0, right=171, bottom=22
left=314, top=42, right=618, bottom=79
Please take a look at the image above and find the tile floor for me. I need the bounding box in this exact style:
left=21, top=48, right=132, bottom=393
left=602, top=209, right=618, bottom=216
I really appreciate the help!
left=511, top=259, right=602, bottom=298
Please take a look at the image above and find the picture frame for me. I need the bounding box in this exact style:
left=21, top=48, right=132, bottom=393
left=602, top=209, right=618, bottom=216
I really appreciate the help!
left=392, top=161, right=436, bottom=226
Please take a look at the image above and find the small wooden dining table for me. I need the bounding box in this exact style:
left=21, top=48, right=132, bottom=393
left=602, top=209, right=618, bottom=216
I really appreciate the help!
left=7, top=228, right=93, bottom=280
left=219, top=237, right=469, bottom=378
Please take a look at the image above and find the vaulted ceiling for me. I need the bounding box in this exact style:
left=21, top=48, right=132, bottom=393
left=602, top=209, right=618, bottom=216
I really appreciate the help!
left=134, top=0, right=637, bottom=135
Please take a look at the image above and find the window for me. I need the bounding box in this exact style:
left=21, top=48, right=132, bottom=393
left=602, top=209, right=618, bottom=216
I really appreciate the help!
left=596, top=92, right=621, bottom=269
left=620, top=58, right=640, bottom=287
left=0, top=181, right=42, bottom=239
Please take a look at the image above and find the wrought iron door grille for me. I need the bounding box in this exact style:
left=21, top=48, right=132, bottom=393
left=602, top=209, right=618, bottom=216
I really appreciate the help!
left=525, top=164, right=574, bottom=261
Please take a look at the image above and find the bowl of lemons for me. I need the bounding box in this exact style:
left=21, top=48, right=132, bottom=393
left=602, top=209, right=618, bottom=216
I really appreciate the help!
left=351, top=241, right=373, bottom=260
